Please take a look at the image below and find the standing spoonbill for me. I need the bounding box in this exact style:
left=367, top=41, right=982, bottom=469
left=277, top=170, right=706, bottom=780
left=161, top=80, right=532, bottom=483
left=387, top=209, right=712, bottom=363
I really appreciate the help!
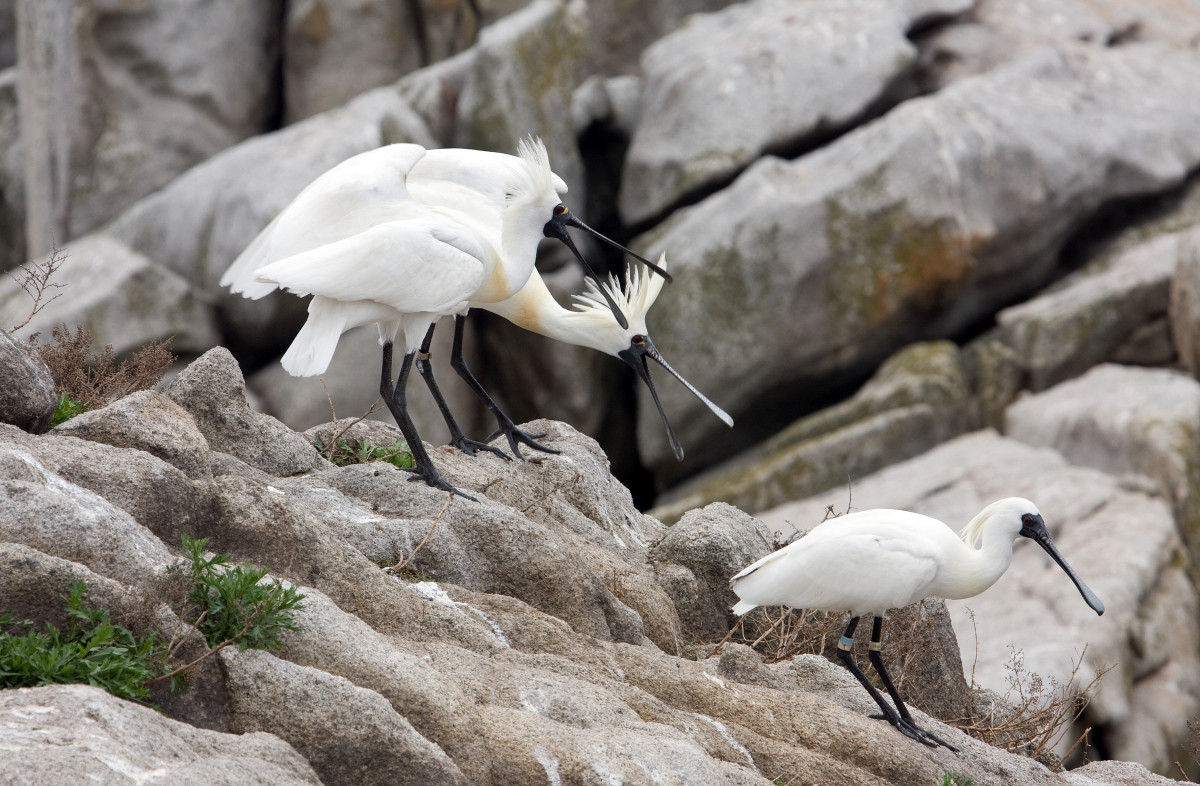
left=221, top=139, right=663, bottom=497
left=413, top=255, right=733, bottom=461
left=730, top=498, right=1104, bottom=749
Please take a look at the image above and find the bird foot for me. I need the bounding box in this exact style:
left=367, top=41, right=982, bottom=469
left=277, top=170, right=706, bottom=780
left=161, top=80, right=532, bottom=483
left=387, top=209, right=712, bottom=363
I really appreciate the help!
left=450, top=436, right=512, bottom=461
left=405, top=470, right=478, bottom=502
left=869, top=713, right=958, bottom=751
left=485, top=422, right=560, bottom=461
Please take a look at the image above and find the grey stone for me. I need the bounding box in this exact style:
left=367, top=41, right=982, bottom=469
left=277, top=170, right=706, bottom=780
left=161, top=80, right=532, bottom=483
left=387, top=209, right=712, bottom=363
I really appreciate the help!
left=166, top=348, right=318, bottom=478
left=919, top=0, right=1200, bottom=92
left=0, top=426, right=206, bottom=548
left=651, top=503, right=774, bottom=641
left=0, top=235, right=222, bottom=358
left=312, top=418, right=680, bottom=650
left=220, top=648, right=468, bottom=786
left=0, top=684, right=318, bottom=785
left=584, top=0, right=740, bottom=77
left=276, top=586, right=494, bottom=784
left=52, top=389, right=211, bottom=480
left=108, top=86, right=433, bottom=353
left=633, top=42, right=1200, bottom=483
left=453, top=0, right=589, bottom=199
left=652, top=342, right=968, bottom=522
left=1004, top=364, right=1200, bottom=582
left=1063, top=760, right=1180, bottom=786
left=0, top=329, right=55, bottom=432
left=620, top=0, right=973, bottom=223
left=15, top=0, right=280, bottom=255
left=997, top=231, right=1182, bottom=391
left=0, top=432, right=174, bottom=588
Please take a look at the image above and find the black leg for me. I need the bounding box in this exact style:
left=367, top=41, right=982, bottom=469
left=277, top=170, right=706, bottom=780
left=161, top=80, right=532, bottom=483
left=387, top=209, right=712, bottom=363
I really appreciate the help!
left=413, top=324, right=510, bottom=461
left=833, top=616, right=941, bottom=749
left=379, top=341, right=477, bottom=502
left=867, top=616, right=957, bottom=751
left=449, top=315, right=559, bottom=460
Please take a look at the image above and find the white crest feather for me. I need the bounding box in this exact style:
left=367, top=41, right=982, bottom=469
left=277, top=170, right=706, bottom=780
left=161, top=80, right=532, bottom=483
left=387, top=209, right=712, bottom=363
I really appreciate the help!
left=509, top=137, right=555, bottom=205
left=571, top=254, right=668, bottom=324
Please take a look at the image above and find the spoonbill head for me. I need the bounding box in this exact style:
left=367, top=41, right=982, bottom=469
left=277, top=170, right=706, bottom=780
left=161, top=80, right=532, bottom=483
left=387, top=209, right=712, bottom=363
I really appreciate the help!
left=479, top=254, right=732, bottom=460
left=730, top=498, right=1103, bottom=749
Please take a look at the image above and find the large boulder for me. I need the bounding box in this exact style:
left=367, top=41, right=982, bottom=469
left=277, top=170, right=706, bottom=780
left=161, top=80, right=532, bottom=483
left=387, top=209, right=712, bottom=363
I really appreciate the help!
left=0, top=428, right=176, bottom=587
left=165, top=348, right=318, bottom=477
left=651, top=502, right=774, bottom=642
left=15, top=0, right=280, bottom=254
left=653, top=341, right=969, bottom=521
left=53, top=390, right=212, bottom=481
left=0, top=328, right=55, bottom=432
left=633, top=42, right=1200, bottom=483
left=1005, top=362, right=1200, bottom=585
left=220, top=648, right=468, bottom=786
left=919, top=0, right=1200, bottom=91
left=0, top=684, right=319, bottom=785
left=453, top=0, right=589, bottom=197
left=620, top=0, right=973, bottom=224
left=997, top=231, right=1182, bottom=391
left=758, top=430, right=1196, bottom=767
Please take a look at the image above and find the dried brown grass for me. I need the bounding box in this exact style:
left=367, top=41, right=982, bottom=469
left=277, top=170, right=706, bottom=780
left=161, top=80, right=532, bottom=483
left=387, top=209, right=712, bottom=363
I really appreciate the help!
left=31, top=324, right=174, bottom=409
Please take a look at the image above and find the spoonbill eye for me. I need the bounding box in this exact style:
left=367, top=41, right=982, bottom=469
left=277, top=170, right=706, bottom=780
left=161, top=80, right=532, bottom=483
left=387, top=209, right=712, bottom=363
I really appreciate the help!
left=1021, top=514, right=1034, bottom=525
left=632, top=335, right=645, bottom=345
left=554, top=204, right=569, bottom=216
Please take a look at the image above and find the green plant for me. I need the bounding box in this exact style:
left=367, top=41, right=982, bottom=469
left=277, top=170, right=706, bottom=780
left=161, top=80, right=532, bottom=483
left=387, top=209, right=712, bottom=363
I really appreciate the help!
left=0, top=581, right=167, bottom=706
left=315, top=435, right=415, bottom=470
left=941, top=773, right=973, bottom=786
left=177, top=536, right=306, bottom=651
left=51, top=392, right=87, bottom=426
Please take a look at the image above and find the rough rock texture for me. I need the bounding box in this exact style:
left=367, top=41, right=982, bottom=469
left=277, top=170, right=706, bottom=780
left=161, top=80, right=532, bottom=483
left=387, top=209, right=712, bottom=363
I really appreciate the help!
left=0, top=328, right=55, bottom=432
left=221, top=648, right=468, bottom=786
left=633, top=42, right=1200, bottom=484
left=620, top=0, right=973, bottom=224
left=758, top=430, right=1197, bottom=767
left=997, top=231, right=1183, bottom=391
left=0, top=425, right=207, bottom=549
left=919, top=0, right=1200, bottom=91
left=0, top=430, right=175, bottom=588
left=652, top=341, right=969, bottom=522
left=165, top=348, right=317, bottom=477
left=15, top=0, right=280, bottom=254
left=0, top=235, right=221, bottom=358
left=0, top=343, right=1181, bottom=783
left=453, top=0, right=590, bottom=196
left=52, top=390, right=211, bottom=480
left=651, top=502, right=774, bottom=641
left=0, top=684, right=319, bottom=785
left=0, top=67, right=23, bottom=273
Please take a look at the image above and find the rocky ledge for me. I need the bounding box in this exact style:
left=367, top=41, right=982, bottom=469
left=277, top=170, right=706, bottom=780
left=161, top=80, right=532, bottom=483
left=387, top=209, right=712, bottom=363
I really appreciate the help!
left=0, top=347, right=1177, bottom=785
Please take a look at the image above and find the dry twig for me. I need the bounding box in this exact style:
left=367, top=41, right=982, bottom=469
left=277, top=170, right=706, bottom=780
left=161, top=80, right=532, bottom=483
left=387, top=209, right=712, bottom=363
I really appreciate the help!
left=8, top=244, right=67, bottom=332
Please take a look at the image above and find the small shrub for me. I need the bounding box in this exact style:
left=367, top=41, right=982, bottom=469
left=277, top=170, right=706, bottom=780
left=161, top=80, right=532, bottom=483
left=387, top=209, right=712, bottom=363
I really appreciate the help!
left=315, top=436, right=415, bottom=470
left=31, top=325, right=174, bottom=417
left=50, top=393, right=87, bottom=426
left=0, top=581, right=167, bottom=706
left=175, top=536, right=306, bottom=651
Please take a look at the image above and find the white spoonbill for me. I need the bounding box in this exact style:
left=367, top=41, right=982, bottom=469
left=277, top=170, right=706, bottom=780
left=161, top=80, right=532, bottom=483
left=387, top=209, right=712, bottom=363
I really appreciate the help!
left=221, top=139, right=663, bottom=497
left=414, top=256, right=733, bottom=461
left=730, top=498, right=1104, bottom=750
